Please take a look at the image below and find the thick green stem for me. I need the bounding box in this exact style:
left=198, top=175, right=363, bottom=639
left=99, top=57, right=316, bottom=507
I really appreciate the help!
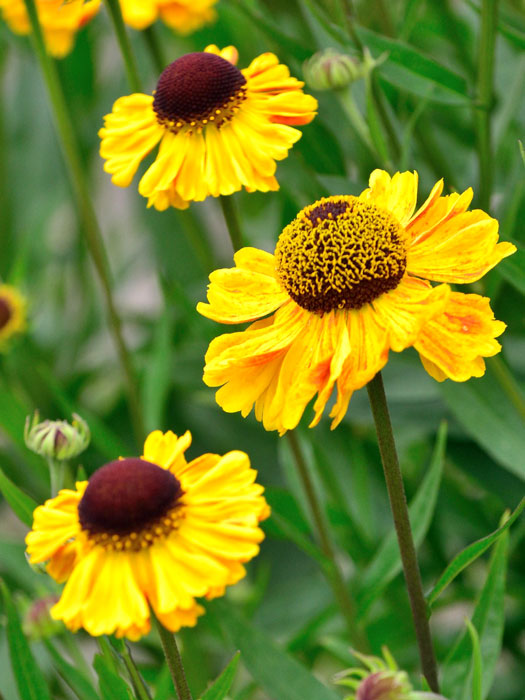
left=23, top=0, right=145, bottom=446
left=153, top=616, right=193, bottom=700
left=286, top=432, right=367, bottom=647
left=338, top=89, right=385, bottom=166
left=220, top=196, right=245, bottom=251
left=143, top=25, right=167, bottom=74
left=104, top=0, right=142, bottom=92
left=475, top=0, right=499, bottom=211
left=47, top=458, right=72, bottom=496
left=367, top=372, right=439, bottom=692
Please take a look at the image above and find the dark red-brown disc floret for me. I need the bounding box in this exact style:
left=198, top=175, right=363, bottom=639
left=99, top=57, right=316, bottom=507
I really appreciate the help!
left=153, top=52, right=246, bottom=125
left=78, top=458, right=183, bottom=536
left=0, top=297, right=12, bottom=330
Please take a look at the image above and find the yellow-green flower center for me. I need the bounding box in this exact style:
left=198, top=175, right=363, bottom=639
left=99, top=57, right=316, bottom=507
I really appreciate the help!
left=153, top=52, right=247, bottom=132
left=275, top=196, right=407, bottom=314
left=0, top=296, right=12, bottom=330
left=78, top=458, right=183, bottom=551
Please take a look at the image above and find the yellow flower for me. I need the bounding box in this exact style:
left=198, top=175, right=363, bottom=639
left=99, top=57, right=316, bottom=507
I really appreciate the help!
left=119, top=0, right=217, bottom=33
left=197, top=170, right=515, bottom=434
left=26, top=430, right=269, bottom=639
left=0, top=284, right=26, bottom=350
left=0, top=0, right=100, bottom=59
left=99, top=45, right=318, bottom=211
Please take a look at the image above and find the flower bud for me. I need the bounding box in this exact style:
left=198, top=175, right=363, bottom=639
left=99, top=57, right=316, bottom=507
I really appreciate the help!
left=22, top=594, right=62, bottom=640
left=303, top=49, right=361, bottom=91
left=25, top=412, right=90, bottom=461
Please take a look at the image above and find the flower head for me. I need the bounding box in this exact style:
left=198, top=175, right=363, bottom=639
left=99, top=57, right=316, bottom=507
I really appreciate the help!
left=118, top=0, right=217, bottom=33
left=197, top=170, right=515, bottom=434
left=25, top=412, right=90, bottom=461
left=26, top=429, right=269, bottom=639
left=0, top=284, right=26, bottom=350
left=0, top=0, right=100, bottom=58
left=99, top=45, right=317, bottom=210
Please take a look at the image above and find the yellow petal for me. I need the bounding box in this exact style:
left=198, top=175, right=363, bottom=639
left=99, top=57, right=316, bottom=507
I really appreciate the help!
left=359, top=170, right=418, bottom=227
left=414, top=292, right=506, bottom=382
left=142, top=430, right=192, bottom=472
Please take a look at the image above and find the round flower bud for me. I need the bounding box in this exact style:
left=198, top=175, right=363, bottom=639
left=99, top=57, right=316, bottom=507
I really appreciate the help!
left=303, top=49, right=361, bottom=91
left=25, top=412, right=90, bottom=461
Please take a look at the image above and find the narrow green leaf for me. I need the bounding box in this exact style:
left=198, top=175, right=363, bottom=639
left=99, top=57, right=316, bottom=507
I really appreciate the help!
left=466, top=620, right=482, bottom=700
left=199, top=652, right=240, bottom=700
left=0, top=581, right=51, bottom=700
left=439, top=362, right=525, bottom=480
left=94, top=653, right=134, bottom=700
left=426, top=498, right=525, bottom=607
left=442, top=517, right=509, bottom=698
left=356, top=422, right=447, bottom=617
left=210, top=600, right=340, bottom=700
left=0, top=467, right=38, bottom=527
left=142, top=308, right=175, bottom=433
left=44, top=639, right=99, bottom=700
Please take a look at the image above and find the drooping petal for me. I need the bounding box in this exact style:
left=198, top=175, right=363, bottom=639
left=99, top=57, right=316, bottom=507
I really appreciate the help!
left=407, top=207, right=516, bottom=283
left=414, top=292, right=506, bottom=381
left=158, top=0, right=217, bottom=35
left=99, top=94, right=164, bottom=188
left=197, top=248, right=287, bottom=324
left=118, top=0, right=158, bottom=30
left=372, top=275, right=450, bottom=352
left=359, top=170, right=419, bottom=227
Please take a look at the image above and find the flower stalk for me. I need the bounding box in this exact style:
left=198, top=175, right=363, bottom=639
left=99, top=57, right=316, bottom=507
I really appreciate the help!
left=153, top=615, right=193, bottom=700
left=104, top=0, right=142, bottom=92
left=22, top=0, right=145, bottom=447
left=366, top=372, right=439, bottom=692
left=220, top=196, right=245, bottom=252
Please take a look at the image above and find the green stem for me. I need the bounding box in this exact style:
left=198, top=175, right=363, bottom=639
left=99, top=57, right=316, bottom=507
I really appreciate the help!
left=219, top=196, right=245, bottom=251
left=23, top=0, right=145, bottom=447
left=143, top=25, right=167, bottom=74
left=475, top=0, right=499, bottom=211
left=367, top=372, right=439, bottom=692
left=117, top=639, right=152, bottom=700
left=489, top=355, right=525, bottom=423
left=338, top=89, right=385, bottom=166
left=286, top=432, right=367, bottom=647
left=153, top=616, right=193, bottom=700
left=47, top=458, right=72, bottom=496
left=104, top=0, right=142, bottom=92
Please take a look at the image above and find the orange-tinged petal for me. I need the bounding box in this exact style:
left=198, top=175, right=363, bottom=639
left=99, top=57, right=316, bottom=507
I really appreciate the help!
left=372, top=276, right=450, bottom=352
left=415, top=292, right=505, bottom=382
left=407, top=208, right=516, bottom=283
left=406, top=185, right=472, bottom=244
left=359, top=170, right=418, bottom=227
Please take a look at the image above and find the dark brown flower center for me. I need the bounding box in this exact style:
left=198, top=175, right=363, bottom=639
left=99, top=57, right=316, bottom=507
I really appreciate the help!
left=153, top=52, right=247, bottom=131
left=78, top=458, right=183, bottom=537
left=0, top=297, right=12, bottom=330
left=275, top=196, right=407, bottom=314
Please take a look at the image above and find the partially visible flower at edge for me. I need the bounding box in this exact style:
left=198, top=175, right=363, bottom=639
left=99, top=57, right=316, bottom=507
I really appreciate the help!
left=335, top=648, right=449, bottom=700
left=0, top=0, right=101, bottom=59
left=0, top=284, right=27, bottom=350
left=26, top=429, right=269, bottom=639
left=197, top=169, right=515, bottom=434
left=118, top=0, right=218, bottom=34
left=99, top=44, right=317, bottom=211
left=25, top=411, right=90, bottom=461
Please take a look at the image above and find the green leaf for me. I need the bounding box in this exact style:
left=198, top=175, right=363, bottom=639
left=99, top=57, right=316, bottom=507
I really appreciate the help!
left=94, top=653, right=134, bottom=700
left=210, top=600, right=340, bottom=700
left=0, top=581, right=52, bottom=700
left=199, top=652, right=240, bottom=700
left=466, top=620, right=482, bottom=700
left=356, top=422, right=447, bottom=617
left=0, top=466, right=38, bottom=526
left=442, top=515, right=509, bottom=698
left=426, top=498, right=524, bottom=607
left=44, top=639, right=99, bottom=700
left=439, top=361, right=525, bottom=480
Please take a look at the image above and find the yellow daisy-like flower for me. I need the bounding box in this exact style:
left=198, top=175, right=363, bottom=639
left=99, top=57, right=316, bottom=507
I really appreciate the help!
left=118, top=0, right=217, bottom=33
left=99, top=45, right=318, bottom=211
left=0, top=0, right=100, bottom=59
left=0, top=284, right=27, bottom=350
left=26, top=430, right=269, bottom=639
left=197, top=170, right=515, bottom=434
